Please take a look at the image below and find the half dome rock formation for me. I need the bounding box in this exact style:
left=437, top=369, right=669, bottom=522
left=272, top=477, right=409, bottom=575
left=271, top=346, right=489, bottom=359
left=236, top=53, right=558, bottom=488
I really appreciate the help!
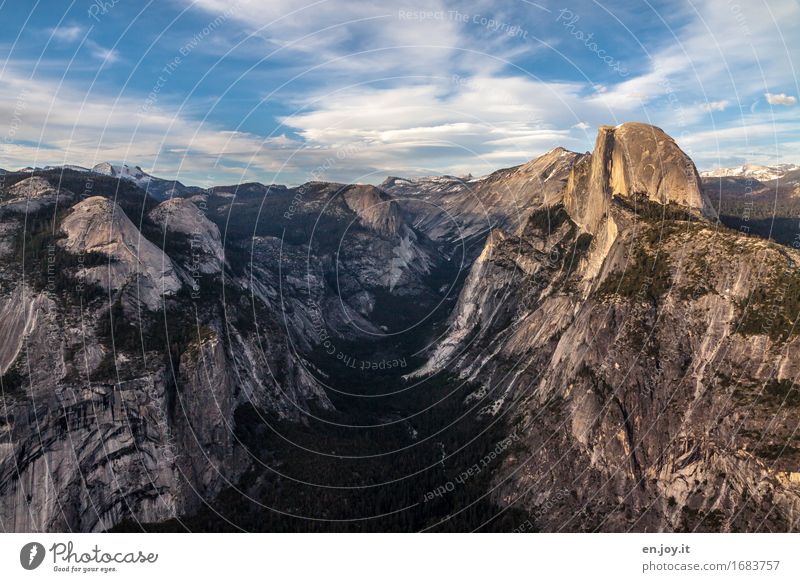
left=149, top=197, right=225, bottom=274
left=59, top=196, right=181, bottom=309
left=594, top=122, right=712, bottom=214
left=565, top=123, right=714, bottom=232
left=562, top=122, right=716, bottom=279
left=420, top=121, right=721, bottom=384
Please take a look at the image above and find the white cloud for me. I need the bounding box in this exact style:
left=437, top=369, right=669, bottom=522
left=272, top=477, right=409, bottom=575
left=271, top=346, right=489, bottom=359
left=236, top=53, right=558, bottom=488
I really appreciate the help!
left=87, top=44, right=120, bottom=64
left=187, top=0, right=468, bottom=77
left=275, top=76, right=608, bottom=178
left=186, top=0, right=651, bottom=180
left=1, top=63, right=583, bottom=185
left=1, top=59, right=572, bottom=185
left=0, top=65, right=286, bottom=184
left=50, top=25, right=85, bottom=42
left=701, top=100, right=729, bottom=112
left=589, top=0, right=798, bottom=119
left=765, top=92, right=797, bottom=106
left=6, top=0, right=799, bottom=186
left=48, top=24, right=120, bottom=64
left=678, top=111, right=800, bottom=168
left=183, top=0, right=800, bottom=180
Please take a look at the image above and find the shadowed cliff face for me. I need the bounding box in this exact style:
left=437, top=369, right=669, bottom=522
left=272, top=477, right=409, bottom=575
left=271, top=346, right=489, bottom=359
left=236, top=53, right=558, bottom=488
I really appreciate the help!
left=1, top=122, right=799, bottom=532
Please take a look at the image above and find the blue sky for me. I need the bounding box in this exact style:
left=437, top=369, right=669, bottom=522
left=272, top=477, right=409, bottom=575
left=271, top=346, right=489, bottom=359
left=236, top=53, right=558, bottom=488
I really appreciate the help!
left=1, top=0, right=798, bottom=186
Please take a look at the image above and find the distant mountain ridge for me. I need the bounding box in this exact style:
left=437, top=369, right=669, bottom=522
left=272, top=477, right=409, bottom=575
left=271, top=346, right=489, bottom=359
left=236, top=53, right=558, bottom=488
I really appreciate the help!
left=18, top=157, right=800, bottom=208
left=701, top=163, right=800, bottom=181
left=14, top=162, right=204, bottom=201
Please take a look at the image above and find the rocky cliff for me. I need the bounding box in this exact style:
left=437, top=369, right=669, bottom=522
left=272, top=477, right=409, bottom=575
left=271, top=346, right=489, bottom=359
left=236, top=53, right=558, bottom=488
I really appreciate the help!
left=414, top=122, right=800, bottom=531
left=0, top=177, right=329, bottom=532
left=60, top=196, right=182, bottom=310
left=149, top=197, right=225, bottom=274
left=383, top=147, right=582, bottom=255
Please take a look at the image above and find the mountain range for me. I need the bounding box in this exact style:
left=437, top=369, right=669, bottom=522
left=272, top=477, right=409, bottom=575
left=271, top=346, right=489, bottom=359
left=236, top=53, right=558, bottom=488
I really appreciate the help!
left=1, top=122, right=799, bottom=532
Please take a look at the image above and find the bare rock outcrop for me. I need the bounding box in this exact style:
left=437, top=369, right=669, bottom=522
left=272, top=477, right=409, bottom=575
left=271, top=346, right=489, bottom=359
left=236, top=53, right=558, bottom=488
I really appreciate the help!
left=383, top=147, right=583, bottom=247
left=1, top=177, right=71, bottom=212
left=580, top=122, right=712, bottom=215
left=149, top=197, right=225, bottom=274
left=342, top=184, right=402, bottom=237
left=60, top=196, right=181, bottom=309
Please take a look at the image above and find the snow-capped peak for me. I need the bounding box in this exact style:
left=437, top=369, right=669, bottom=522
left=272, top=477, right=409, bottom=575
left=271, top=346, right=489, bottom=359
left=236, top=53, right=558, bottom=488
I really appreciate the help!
left=700, top=163, right=800, bottom=181
left=91, top=162, right=151, bottom=184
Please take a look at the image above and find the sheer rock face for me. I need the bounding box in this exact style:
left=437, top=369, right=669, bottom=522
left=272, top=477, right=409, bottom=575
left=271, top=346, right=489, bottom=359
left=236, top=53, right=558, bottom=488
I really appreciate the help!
left=416, top=123, right=800, bottom=531
left=383, top=147, right=583, bottom=248
left=565, top=122, right=714, bottom=233
left=563, top=152, right=618, bottom=281
left=0, top=304, right=327, bottom=531
left=60, top=196, right=181, bottom=310
left=591, top=123, right=712, bottom=214
left=0, top=178, right=330, bottom=532
left=0, top=293, right=181, bottom=531
left=342, top=184, right=402, bottom=237
left=0, top=287, right=50, bottom=375
left=149, top=197, right=225, bottom=274
left=563, top=122, right=715, bottom=281
left=0, top=324, right=267, bottom=532
left=338, top=184, right=435, bottom=292
left=0, top=374, right=180, bottom=532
